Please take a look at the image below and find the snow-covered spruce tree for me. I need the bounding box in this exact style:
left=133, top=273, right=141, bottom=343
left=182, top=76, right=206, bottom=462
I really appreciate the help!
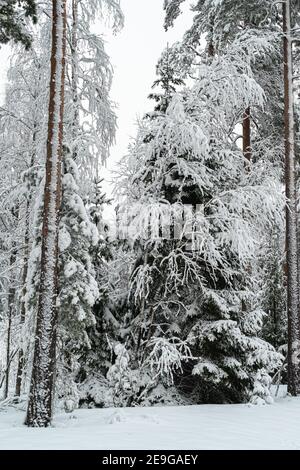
left=70, top=179, right=124, bottom=408
left=260, top=227, right=287, bottom=351
left=57, top=154, right=100, bottom=412
left=0, top=0, right=37, bottom=49
left=116, top=38, right=284, bottom=405
left=164, top=0, right=300, bottom=398
left=107, top=53, right=191, bottom=407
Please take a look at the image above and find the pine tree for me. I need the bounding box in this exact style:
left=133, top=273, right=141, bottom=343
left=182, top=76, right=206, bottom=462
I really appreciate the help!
left=261, top=227, right=287, bottom=351
left=282, top=0, right=300, bottom=396
left=0, top=0, right=37, bottom=49
left=6, top=0, right=123, bottom=413
left=25, top=0, right=67, bottom=427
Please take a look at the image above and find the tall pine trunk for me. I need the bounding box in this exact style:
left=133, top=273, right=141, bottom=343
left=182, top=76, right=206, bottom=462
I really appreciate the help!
left=241, top=105, right=252, bottom=313
left=283, top=0, right=300, bottom=396
left=242, top=15, right=252, bottom=169
left=25, top=0, right=67, bottom=427
left=71, top=0, right=79, bottom=162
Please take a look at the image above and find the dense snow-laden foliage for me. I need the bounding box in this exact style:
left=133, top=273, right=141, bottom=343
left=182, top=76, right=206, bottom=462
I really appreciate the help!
left=0, top=21, right=50, bottom=399
left=0, top=0, right=299, bottom=417
left=164, top=1, right=285, bottom=165
left=166, top=0, right=283, bottom=162
left=0, top=0, right=122, bottom=405
left=0, top=0, right=37, bottom=49
left=64, top=0, right=122, bottom=176
left=57, top=155, right=100, bottom=409
left=164, top=1, right=279, bottom=42
left=55, top=0, right=122, bottom=409
left=260, top=227, right=287, bottom=351
left=114, top=32, right=284, bottom=404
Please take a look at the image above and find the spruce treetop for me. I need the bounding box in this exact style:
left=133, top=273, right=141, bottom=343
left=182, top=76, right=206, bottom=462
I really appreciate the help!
left=0, top=0, right=37, bottom=49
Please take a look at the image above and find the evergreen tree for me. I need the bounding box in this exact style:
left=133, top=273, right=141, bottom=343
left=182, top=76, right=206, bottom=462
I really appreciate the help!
left=282, top=0, right=300, bottom=396
left=73, top=179, right=119, bottom=408
left=164, top=0, right=284, bottom=163
left=116, top=36, right=284, bottom=404
left=12, top=0, right=123, bottom=413
left=56, top=0, right=123, bottom=410
left=261, top=228, right=287, bottom=351
left=0, top=0, right=37, bottom=49
left=57, top=154, right=100, bottom=412
left=26, top=0, right=67, bottom=428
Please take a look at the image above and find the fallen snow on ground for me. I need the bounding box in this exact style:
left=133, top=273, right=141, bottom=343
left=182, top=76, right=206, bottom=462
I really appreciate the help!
left=0, top=395, right=300, bottom=450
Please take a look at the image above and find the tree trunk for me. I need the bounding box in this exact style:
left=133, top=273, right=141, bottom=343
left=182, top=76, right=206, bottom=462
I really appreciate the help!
left=207, top=16, right=215, bottom=58
left=15, top=125, right=37, bottom=398
left=243, top=106, right=252, bottom=166
left=4, top=247, right=17, bottom=399
left=243, top=14, right=252, bottom=169
left=15, top=199, right=30, bottom=397
left=241, top=106, right=252, bottom=311
left=25, top=0, right=67, bottom=427
left=283, top=0, right=300, bottom=396
left=71, top=0, right=79, bottom=162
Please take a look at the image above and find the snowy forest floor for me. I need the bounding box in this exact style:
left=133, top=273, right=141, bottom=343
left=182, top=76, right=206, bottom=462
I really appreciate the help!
left=1, top=392, right=300, bottom=449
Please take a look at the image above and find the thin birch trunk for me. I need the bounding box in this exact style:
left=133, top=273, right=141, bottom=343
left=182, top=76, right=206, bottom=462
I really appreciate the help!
left=15, top=126, right=37, bottom=397
left=15, top=199, right=30, bottom=397
left=4, top=247, right=17, bottom=399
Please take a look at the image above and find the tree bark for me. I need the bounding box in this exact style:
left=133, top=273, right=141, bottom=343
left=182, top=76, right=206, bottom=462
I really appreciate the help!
left=71, top=0, right=79, bottom=162
left=241, top=106, right=252, bottom=312
left=283, top=0, right=300, bottom=396
left=242, top=13, right=252, bottom=169
left=243, top=106, right=252, bottom=166
left=25, top=0, right=67, bottom=427
left=15, top=126, right=37, bottom=398
left=15, top=199, right=30, bottom=397
left=4, top=246, right=17, bottom=399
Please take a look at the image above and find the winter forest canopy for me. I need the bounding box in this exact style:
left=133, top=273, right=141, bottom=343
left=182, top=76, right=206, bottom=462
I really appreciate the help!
left=0, top=0, right=300, bottom=430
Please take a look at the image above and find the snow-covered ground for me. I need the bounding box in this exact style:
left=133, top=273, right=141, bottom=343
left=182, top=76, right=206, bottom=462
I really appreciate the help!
left=1, top=393, right=300, bottom=450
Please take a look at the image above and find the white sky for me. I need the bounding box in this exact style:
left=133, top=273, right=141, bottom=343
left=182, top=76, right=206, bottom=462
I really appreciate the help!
left=101, top=0, right=192, bottom=200
left=0, top=0, right=192, bottom=203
